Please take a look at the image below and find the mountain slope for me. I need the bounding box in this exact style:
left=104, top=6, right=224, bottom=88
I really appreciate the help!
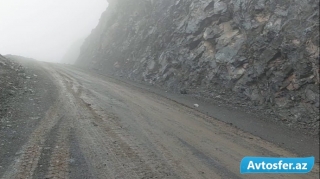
left=76, top=0, right=319, bottom=135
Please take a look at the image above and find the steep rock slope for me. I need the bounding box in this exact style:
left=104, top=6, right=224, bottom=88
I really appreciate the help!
left=77, top=0, right=319, bottom=135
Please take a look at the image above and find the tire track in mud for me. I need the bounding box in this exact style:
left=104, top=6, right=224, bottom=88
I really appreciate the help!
left=32, top=118, right=63, bottom=179
left=69, top=129, right=95, bottom=179
left=58, top=68, right=246, bottom=178
left=58, top=71, right=139, bottom=178
left=45, top=119, right=70, bottom=179
left=177, top=138, right=241, bottom=179
left=57, top=70, right=180, bottom=178
left=82, top=90, right=183, bottom=178
left=2, top=97, right=61, bottom=179
left=3, top=68, right=78, bottom=179
left=80, top=94, right=178, bottom=178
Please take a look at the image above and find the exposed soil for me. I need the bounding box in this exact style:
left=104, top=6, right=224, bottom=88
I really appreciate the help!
left=0, top=57, right=58, bottom=177
left=0, top=60, right=319, bottom=178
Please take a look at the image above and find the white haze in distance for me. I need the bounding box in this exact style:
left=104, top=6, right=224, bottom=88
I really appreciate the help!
left=0, top=0, right=108, bottom=62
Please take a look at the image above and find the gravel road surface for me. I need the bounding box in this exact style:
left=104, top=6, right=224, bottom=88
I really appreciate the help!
left=1, top=61, right=319, bottom=179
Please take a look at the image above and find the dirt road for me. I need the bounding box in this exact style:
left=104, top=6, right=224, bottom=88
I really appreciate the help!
left=1, top=62, right=319, bottom=179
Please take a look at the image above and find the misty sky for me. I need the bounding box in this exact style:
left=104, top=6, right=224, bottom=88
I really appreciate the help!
left=0, top=0, right=108, bottom=62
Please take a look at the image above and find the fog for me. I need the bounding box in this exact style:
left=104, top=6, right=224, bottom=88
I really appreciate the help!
left=0, top=0, right=108, bottom=62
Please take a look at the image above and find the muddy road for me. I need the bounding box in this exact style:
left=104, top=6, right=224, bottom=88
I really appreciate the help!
left=1, top=61, right=319, bottom=179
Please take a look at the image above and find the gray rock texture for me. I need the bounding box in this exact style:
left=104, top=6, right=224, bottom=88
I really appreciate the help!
left=76, top=0, right=319, bottom=135
left=0, top=54, right=27, bottom=118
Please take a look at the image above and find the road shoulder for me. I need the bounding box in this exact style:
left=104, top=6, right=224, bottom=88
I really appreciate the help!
left=67, top=65, right=319, bottom=162
left=0, top=60, right=58, bottom=177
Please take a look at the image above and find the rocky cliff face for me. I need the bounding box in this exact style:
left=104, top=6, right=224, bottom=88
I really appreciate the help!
left=77, top=0, right=319, bottom=135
